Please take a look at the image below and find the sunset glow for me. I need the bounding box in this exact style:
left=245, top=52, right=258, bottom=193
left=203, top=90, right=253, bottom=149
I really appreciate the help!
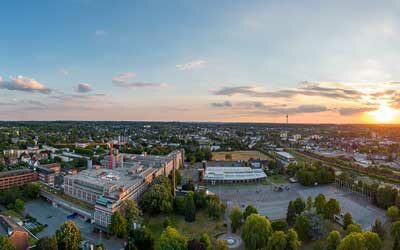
left=370, top=105, right=399, bottom=123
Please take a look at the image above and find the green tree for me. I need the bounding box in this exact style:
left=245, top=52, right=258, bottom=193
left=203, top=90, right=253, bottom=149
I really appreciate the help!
left=0, top=235, right=16, bottom=250
left=229, top=206, right=242, bottom=233
left=36, top=236, right=58, bottom=250
left=294, top=215, right=310, bottom=241
left=326, top=230, right=341, bottom=250
left=363, top=231, right=382, bottom=250
left=126, top=227, right=155, bottom=250
left=314, top=194, right=326, bottom=214
left=343, top=213, right=353, bottom=230
left=286, top=229, right=301, bottom=250
left=214, top=239, right=228, bottom=250
left=56, top=221, right=81, bottom=250
left=122, top=199, right=141, bottom=225
left=184, top=192, right=196, bottom=222
left=338, top=233, right=365, bottom=250
left=323, top=198, right=341, bottom=219
left=372, top=219, right=385, bottom=240
left=199, top=233, right=211, bottom=250
left=391, top=221, right=400, bottom=250
left=109, top=211, right=128, bottom=238
left=346, top=224, right=362, bottom=235
left=206, top=196, right=225, bottom=219
left=306, top=196, right=313, bottom=211
left=293, top=198, right=306, bottom=215
left=267, top=231, right=287, bottom=250
left=286, top=201, right=297, bottom=226
left=241, top=214, right=273, bottom=250
left=23, top=182, right=41, bottom=199
left=387, top=206, right=399, bottom=222
left=159, top=227, right=187, bottom=250
left=243, top=205, right=258, bottom=219
left=140, top=184, right=173, bottom=214
left=271, top=220, right=288, bottom=232
left=168, top=169, right=182, bottom=186
left=187, top=239, right=206, bottom=250
left=14, top=198, right=24, bottom=213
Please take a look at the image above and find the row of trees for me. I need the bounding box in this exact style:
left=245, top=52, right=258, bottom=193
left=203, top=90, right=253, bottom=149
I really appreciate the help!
left=294, top=163, right=335, bottom=186
left=0, top=182, right=40, bottom=213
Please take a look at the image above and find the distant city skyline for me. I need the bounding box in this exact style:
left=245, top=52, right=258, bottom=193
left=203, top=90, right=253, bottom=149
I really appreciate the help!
left=1, top=0, right=400, bottom=123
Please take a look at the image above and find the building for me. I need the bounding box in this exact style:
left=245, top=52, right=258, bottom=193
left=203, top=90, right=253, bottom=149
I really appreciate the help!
left=0, top=214, right=29, bottom=250
left=203, top=166, right=267, bottom=184
left=275, top=151, right=296, bottom=165
left=0, top=169, right=38, bottom=190
left=63, top=150, right=184, bottom=229
left=36, top=163, right=61, bottom=187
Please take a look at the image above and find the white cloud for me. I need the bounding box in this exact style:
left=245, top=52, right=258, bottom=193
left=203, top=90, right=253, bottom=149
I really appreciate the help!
left=176, top=60, right=206, bottom=70
left=0, top=75, right=51, bottom=94
left=112, top=72, right=167, bottom=89
left=58, top=69, right=69, bottom=76
left=95, top=30, right=107, bottom=37
left=75, top=83, right=93, bottom=93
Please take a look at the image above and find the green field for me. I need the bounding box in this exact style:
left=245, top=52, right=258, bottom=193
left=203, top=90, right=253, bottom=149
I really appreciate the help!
left=212, top=150, right=271, bottom=161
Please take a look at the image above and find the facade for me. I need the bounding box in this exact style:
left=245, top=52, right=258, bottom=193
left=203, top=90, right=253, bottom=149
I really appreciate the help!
left=36, top=163, right=61, bottom=187
left=0, top=169, right=38, bottom=190
left=0, top=214, right=29, bottom=250
left=63, top=150, right=184, bottom=228
left=275, top=151, right=296, bottom=164
left=203, top=166, right=267, bottom=184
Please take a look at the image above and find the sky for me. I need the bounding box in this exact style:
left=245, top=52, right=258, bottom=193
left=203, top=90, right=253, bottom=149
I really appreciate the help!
left=1, top=0, right=400, bottom=123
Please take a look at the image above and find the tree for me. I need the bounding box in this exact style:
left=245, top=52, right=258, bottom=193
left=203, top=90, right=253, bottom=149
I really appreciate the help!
left=109, top=211, right=128, bottom=238
left=229, top=206, right=242, bottom=233
left=140, top=184, right=173, bottom=214
left=286, top=229, right=301, bottom=250
left=206, top=196, right=225, bottom=219
left=14, top=198, right=24, bottom=213
left=36, top=236, right=58, bottom=250
left=214, top=239, right=228, bottom=250
left=184, top=192, right=196, bottom=222
left=372, top=219, right=385, bottom=240
left=392, top=221, right=400, bottom=250
left=363, top=231, right=382, bottom=250
left=187, top=239, right=206, bottom=250
left=314, top=194, right=326, bottom=214
left=0, top=235, right=16, bottom=250
left=159, top=227, right=187, bottom=250
left=243, top=205, right=258, bottom=219
left=323, top=198, right=340, bottom=219
left=293, top=198, right=305, bottom=215
left=174, top=196, right=186, bottom=215
left=337, top=233, right=365, bottom=250
left=306, top=196, right=313, bottom=211
left=23, top=182, right=41, bottom=199
left=193, top=190, right=207, bottom=209
left=56, top=221, right=81, bottom=250
left=126, top=227, right=155, bottom=250
left=199, top=233, right=211, bottom=250
left=286, top=201, right=297, bottom=226
left=241, top=214, right=272, bottom=250
left=267, top=231, right=287, bottom=250
left=122, top=199, right=141, bottom=225
left=168, top=169, right=182, bottom=186
left=346, top=224, right=362, bottom=235
left=271, top=220, right=288, bottom=232
left=387, top=206, right=399, bottom=222
left=343, top=213, right=353, bottom=230
left=326, top=231, right=341, bottom=250
left=294, top=215, right=310, bottom=241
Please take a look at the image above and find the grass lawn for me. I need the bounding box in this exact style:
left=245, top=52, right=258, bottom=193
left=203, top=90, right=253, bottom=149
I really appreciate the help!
left=143, top=210, right=225, bottom=249
left=212, top=150, right=271, bottom=161
left=268, top=174, right=287, bottom=184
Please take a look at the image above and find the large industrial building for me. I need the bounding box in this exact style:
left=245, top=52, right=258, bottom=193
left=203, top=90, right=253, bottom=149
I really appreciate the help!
left=203, top=166, right=267, bottom=184
left=0, top=169, right=38, bottom=190
left=63, top=150, right=184, bottom=228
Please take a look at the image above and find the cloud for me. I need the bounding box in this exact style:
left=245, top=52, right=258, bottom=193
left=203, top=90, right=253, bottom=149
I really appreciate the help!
left=212, top=82, right=363, bottom=100
left=210, top=101, right=232, bottom=108
left=58, top=69, right=69, bottom=76
left=75, top=83, right=93, bottom=93
left=0, top=75, right=51, bottom=94
left=176, top=60, right=206, bottom=70
left=337, top=107, right=377, bottom=116
left=95, top=30, right=107, bottom=37
left=112, top=72, right=167, bottom=89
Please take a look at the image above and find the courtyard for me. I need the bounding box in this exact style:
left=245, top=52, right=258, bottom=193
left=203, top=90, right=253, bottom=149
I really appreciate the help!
left=207, top=183, right=386, bottom=230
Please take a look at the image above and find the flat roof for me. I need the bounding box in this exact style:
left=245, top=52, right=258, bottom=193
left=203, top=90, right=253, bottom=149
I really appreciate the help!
left=204, top=166, right=266, bottom=181
left=275, top=151, right=295, bottom=159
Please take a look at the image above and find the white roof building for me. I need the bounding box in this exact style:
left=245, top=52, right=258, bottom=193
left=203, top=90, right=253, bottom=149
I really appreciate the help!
left=203, top=166, right=267, bottom=183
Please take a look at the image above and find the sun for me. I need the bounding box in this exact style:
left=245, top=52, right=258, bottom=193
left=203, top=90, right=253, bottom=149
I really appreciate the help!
left=370, top=105, right=398, bottom=123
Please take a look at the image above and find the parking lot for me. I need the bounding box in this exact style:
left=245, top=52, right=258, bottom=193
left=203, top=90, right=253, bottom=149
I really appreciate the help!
left=207, top=183, right=386, bottom=230
left=25, top=200, right=124, bottom=250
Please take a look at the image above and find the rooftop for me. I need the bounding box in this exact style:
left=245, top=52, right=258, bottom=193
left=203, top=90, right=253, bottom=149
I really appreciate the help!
left=204, top=166, right=266, bottom=181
